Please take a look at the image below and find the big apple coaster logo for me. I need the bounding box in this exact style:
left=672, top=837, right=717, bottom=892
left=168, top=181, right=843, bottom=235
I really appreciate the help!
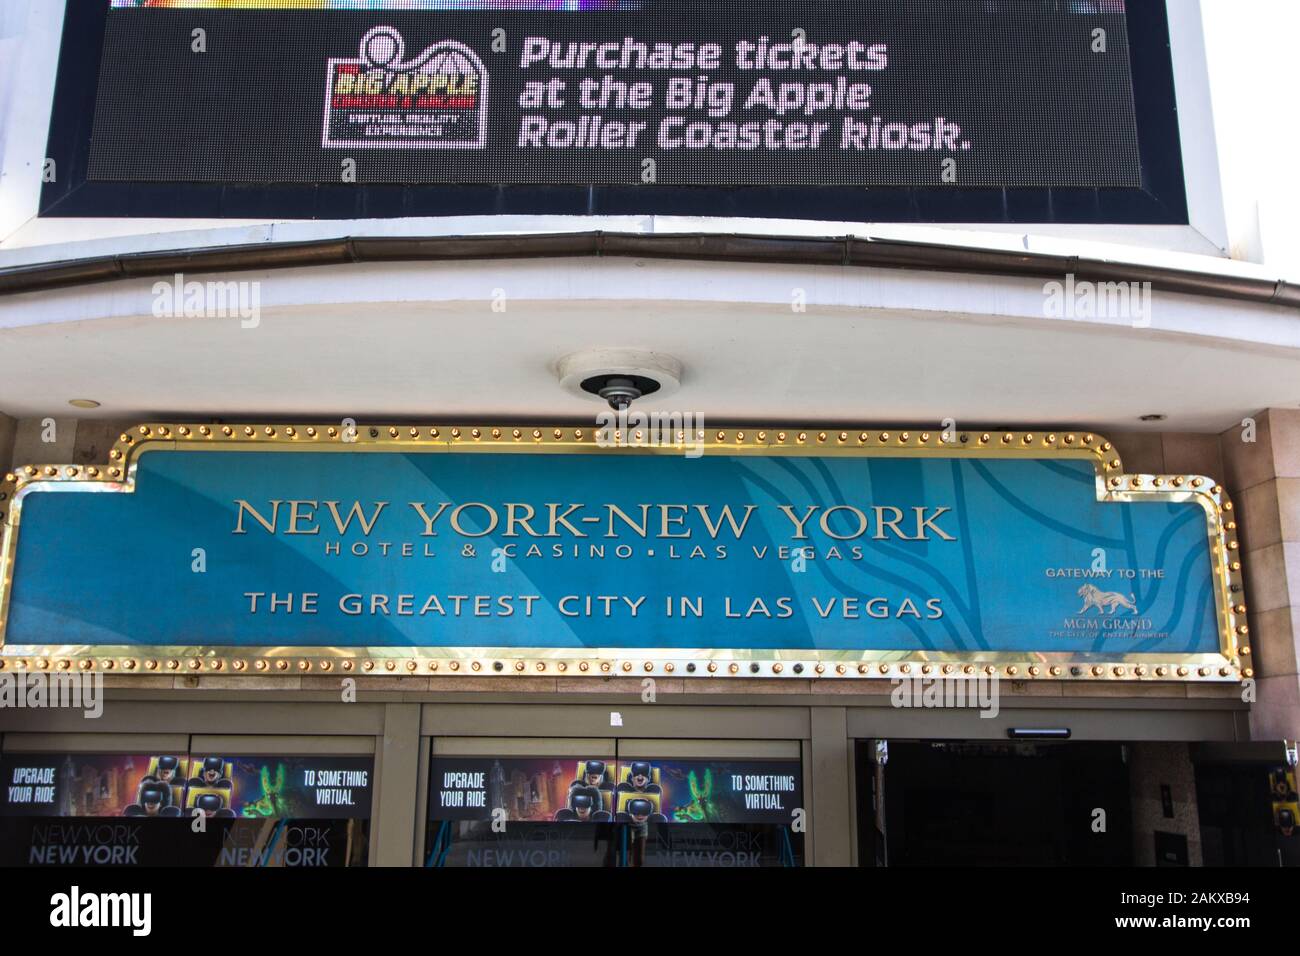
left=323, top=26, right=488, bottom=149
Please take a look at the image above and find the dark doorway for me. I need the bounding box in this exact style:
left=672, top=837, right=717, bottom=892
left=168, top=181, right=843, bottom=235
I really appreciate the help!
left=858, top=741, right=1132, bottom=866
left=1195, top=762, right=1298, bottom=867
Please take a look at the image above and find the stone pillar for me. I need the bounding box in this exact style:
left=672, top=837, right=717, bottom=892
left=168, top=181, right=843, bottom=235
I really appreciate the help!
left=1128, top=742, right=1203, bottom=866
left=1107, top=430, right=1223, bottom=479
left=1221, top=409, right=1300, bottom=741
left=0, top=412, right=15, bottom=471
left=808, top=706, right=853, bottom=866
left=373, top=703, right=421, bottom=866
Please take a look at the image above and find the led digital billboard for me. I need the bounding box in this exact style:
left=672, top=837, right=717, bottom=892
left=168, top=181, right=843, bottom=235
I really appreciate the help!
left=88, top=1, right=1141, bottom=188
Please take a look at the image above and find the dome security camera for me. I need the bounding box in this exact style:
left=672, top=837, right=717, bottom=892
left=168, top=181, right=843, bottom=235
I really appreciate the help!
left=583, top=373, right=663, bottom=412
left=596, top=376, right=641, bottom=411
left=556, top=349, right=683, bottom=410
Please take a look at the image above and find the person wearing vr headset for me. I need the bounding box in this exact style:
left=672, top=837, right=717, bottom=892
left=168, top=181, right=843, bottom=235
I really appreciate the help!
left=124, top=781, right=184, bottom=817
left=140, top=755, right=185, bottom=807
left=616, top=796, right=667, bottom=825
left=616, top=761, right=662, bottom=797
left=616, top=796, right=668, bottom=866
left=191, top=791, right=237, bottom=819
left=187, top=757, right=232, bottom=791
left=1277, top=807, right=1296, bottom=839
left=144, top=755, right=183, bottom=786
left=554, top=786, right=613, bottom=823
left=569, top=759, right=612, bottom=793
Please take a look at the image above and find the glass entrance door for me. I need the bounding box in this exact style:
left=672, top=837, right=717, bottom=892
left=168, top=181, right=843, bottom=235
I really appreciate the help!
left=615, top=739, right=803, bottom=868
left=423, top=737, right=804, bottom=867
left=425, top=737, right=618, bottom=867
left=0, top=733, right=375, bottom=867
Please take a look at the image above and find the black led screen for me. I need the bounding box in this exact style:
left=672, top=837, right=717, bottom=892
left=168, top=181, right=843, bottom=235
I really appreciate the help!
left=86, top=1, right=1141, bottom=189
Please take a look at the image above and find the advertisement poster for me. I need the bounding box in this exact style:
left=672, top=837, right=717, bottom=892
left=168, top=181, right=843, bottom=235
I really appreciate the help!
left=0, top=753, right=373, bottom=867
left=184, top=755, right=373, bottom=820
left=430, top=755, right=800, bottom=823
left=89, top=1, right=1139, bottom=187
left=1, top=753, right=372, bottom=820
left=427, top=754, right=803, bottom=867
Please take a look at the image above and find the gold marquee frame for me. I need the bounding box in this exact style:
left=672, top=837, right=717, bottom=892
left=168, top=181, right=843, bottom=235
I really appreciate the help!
left=0, top=422, right=1248, bottom=682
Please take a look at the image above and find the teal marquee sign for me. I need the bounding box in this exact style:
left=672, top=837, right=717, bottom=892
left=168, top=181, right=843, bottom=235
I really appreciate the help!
left=0, top=424, right=1244, bottom=681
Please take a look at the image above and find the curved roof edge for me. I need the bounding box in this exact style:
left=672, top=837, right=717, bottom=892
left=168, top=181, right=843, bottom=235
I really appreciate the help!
left=1, top=231, right=1296, bottom=310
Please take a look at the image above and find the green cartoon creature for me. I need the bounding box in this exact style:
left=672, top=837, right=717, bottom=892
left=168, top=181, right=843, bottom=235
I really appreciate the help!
left=672, top=769, right=715, bottom=823
left=240, top=763, right=292, bottom=818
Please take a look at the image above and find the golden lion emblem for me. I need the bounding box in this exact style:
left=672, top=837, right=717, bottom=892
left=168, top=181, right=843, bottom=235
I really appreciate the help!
left=1077, top=583, right=1138, bottom=615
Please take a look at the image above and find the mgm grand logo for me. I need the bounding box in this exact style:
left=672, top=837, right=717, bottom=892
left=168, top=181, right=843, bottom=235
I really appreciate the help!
left=1056, top=583, right=1155, bottom=636
left=1076, top=584, right=1139, bottom=616
left=323, top=26, right=488, bottom=149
